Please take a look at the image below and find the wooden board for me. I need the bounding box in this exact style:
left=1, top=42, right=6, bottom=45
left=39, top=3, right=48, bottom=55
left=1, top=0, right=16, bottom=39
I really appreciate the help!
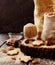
left=0, top=34, right=9, bottom=46
left=0, top=34, right=55, bottom=65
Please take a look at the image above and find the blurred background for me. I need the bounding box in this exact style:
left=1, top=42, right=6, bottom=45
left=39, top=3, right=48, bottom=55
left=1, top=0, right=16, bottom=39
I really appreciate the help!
left=0, top=0, right=34, bottom=33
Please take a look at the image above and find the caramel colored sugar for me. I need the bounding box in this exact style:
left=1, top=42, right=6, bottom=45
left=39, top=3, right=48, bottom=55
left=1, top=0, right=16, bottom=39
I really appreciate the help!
left=7, top=49, right=19, bottom=55
left=8, top=46, right=14, bottom=50
left=32, top=58, right=40, bottom=64
left=1, top=48, right=7, bottom=53
left=24, top=23, right=37, bottom=38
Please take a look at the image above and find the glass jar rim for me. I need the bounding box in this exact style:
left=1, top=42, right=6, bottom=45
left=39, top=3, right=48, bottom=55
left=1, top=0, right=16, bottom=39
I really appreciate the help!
left=44, top=12, right=55, bottom=17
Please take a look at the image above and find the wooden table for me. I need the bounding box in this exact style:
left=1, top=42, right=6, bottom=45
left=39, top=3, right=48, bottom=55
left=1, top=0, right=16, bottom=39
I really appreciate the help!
left=0, top=34, right=55, bottom=65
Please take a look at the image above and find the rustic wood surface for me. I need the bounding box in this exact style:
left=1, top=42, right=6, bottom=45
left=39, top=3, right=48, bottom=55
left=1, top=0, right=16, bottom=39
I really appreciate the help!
left=0, top=34, right=55, bottom=65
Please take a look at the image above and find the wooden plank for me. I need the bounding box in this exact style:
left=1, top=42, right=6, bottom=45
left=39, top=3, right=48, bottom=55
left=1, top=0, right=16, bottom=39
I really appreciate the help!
left=0, top=34, right=55, bottom=65
left=0, top=34, right=27, bottom=65
left=0, top=61, right=27, bottom=65
left=0, top=34, right=9, bottom=47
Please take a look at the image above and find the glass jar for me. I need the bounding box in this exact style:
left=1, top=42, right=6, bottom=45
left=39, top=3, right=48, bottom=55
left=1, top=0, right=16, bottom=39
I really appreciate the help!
left=34, top=0, right=54, bottom=39
left=41, top=12, right=55, bottom=43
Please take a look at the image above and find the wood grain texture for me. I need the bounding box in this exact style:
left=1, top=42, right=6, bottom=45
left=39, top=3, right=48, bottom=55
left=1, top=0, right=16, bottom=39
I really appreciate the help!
left=0, top=34, right=55, bottom=65
left=0, top=34, right=9, bottom=46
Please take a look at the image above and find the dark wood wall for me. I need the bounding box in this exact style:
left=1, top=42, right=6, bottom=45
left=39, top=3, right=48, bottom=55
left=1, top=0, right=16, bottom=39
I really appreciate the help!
left=0, top=0, right=34, bottom=33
